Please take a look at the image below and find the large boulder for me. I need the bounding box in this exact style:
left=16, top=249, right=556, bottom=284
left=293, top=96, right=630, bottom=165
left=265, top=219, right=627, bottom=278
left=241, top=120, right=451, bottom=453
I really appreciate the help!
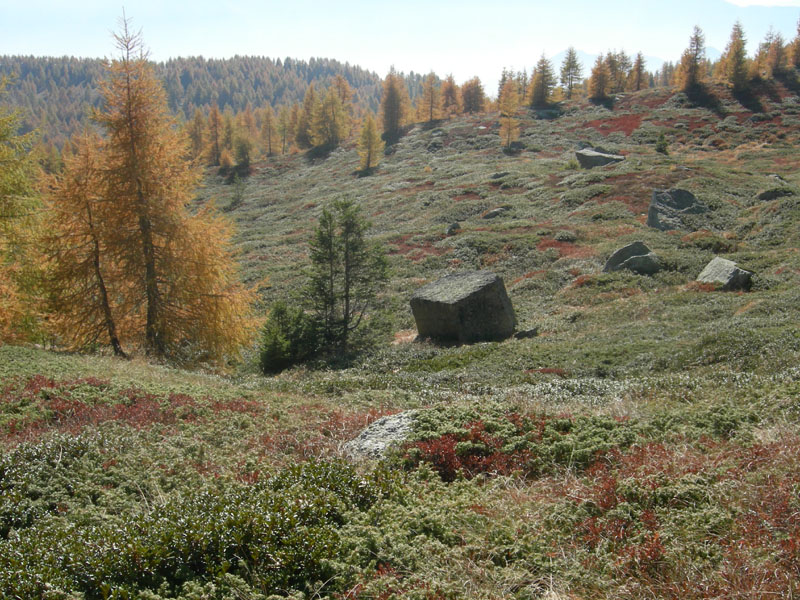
left=575, top=148, right=625, bottom=169
left=604, top=241, right=662, bottom=275
left=696, top=257, right=753, bottom=291
left=410, top=271, right=517, bottom=343
left=647, top=188, right=707, bottom=231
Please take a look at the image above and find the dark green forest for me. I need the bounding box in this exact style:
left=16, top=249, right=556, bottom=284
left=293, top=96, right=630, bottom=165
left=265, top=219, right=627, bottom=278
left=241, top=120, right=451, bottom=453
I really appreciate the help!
left=0, top=55, right=425, bottom=146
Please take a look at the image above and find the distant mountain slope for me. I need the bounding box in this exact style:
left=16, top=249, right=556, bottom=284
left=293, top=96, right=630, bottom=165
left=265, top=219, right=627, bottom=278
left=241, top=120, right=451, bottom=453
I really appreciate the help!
left=0, top=55, right=402, bottom=145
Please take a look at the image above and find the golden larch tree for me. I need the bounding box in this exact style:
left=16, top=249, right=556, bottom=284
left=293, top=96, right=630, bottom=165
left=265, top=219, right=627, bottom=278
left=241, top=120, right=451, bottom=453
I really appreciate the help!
left=416, top=72, right=441, bottom=124
left=460, top=77, right=486, bottom=113
left=0, top=77, right=38, bottom=342
left=311, top=87, right=350, bottom=149
left=43, top=133, right=130, bottom=356
left=206, top=103, right=222, bottom=166
left=498, top=79, right=520, bottom=150
left=380, top=67, right=410, bottom=142
left=676, top=26, right=707, bottom=92
left=261, top=104, right=276, bottom=156
left=440, top=74, right=461, bottom=117
left=589, top=55, right=611, bottom=100
left=89, top=20, right=254, bottom=360
left=357, top=112, right=384, bottom=171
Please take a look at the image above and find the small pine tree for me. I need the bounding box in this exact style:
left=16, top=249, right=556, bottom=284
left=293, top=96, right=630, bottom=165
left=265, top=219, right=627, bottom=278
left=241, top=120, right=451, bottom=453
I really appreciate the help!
left=357, top=113, right=384, bottom=171
left=305, top=199, right=388, bottom=356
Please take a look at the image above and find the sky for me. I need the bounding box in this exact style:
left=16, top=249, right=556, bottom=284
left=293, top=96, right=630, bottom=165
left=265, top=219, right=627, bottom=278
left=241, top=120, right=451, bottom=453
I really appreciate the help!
left=2, top=0, right=799, bottom=93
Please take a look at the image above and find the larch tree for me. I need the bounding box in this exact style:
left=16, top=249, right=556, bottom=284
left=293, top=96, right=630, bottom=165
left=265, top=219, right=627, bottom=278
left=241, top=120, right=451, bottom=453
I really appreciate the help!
left=722, top=21, right=749, bottom=92
left=206, top=103, right=222, bottom=166
left=440, top=74, right=461, bottom=117
left=295, top=84, right=317, bottom=149
left=677, top=26, right=707, bottom=92
left=311, top=87, right=350, bottom=149
left=187, top=108, right=205, bottom=161
left=0, top=77, right=38, bottom=342
left=380, top=67, right=410, bottom=142
left=605, top=50, right=632, bottom=93
left=460, top=77, right=486, bottom=113
left=357, top=112, right=384, bottom=172
left=560, top=47, right=583, bottom=99
left=589, top=55, right=611, bottom=101
left=89, top=19, right=254, bottom=360
left=765, top=29, right=788, bottom=78
left=417, top=72, right=441, bottom=124
left=261, top=104, right=276, bottom=156
left=791, top=18, right=800, bottom=70
left=277, top=105, right=290, bottom=154
left=529, top=54, right=556, bottom=108
left=43, top=133, right=128, bottom=356
left=628, top=52, right=646, bottom=91
left=498, top=79, right=520, bottom=150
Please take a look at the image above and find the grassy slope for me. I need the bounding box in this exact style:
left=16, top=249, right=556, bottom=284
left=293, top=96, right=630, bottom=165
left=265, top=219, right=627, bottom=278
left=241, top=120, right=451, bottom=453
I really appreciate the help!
left=3, top=82, right=800, bottom=599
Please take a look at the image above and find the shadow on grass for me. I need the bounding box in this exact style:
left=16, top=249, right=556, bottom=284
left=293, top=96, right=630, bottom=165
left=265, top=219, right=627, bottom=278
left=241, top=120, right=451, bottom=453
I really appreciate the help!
left=685, top=84, right=726, bottom=117
left=220, top=164, right=252, bottom=184
left=733, top=88, right=765, bottom=113
left=589, top=96, right=615, bottom=110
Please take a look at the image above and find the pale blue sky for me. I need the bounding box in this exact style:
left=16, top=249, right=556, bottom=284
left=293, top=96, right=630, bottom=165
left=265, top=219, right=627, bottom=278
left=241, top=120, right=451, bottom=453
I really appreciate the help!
left=1, top=0, right=798, bottom=91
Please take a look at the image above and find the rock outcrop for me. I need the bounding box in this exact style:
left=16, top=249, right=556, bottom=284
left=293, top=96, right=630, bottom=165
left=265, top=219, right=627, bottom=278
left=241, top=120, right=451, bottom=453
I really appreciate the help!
left=647, top=188, right=707, bottom=231
left=575, top=148, right=625, bottom=169
left=696, top=257, right=753, bottom=291
left=410, top=271, right=516, bottom=343
left=604, top=241, right=662, bottom=275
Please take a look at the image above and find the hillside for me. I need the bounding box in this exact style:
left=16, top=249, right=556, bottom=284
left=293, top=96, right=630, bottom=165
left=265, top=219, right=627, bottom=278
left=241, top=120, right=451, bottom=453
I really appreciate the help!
left=3, top=83, right=800, bottom=598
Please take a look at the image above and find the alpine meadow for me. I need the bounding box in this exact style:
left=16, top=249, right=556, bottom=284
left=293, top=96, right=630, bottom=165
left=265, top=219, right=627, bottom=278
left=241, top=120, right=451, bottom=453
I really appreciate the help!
left=3, top=7, right=800, bottom=599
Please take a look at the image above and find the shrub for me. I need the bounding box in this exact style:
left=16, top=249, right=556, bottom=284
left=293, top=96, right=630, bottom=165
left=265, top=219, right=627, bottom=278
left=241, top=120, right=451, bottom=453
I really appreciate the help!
left=655, top=132, right=669, bottom=154
left=259, top=301, right=321, bottom=374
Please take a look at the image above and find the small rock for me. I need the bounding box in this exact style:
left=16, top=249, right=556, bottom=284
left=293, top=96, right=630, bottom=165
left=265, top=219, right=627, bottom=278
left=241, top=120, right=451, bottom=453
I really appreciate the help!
left=647, top=188, right=707, bottom=231
left=619, top=253, right=662, bottom=275
left=575, top=148, right=625, bottom=169
left=604, top=241, right=651, bottom=272
left=343, top=411, right=417, bottom=460
left=491, top=171, right=510, bottom=179
left=483, top=207, right=509, bottom=219
left=446, top=222, right=461, bottom=236
left=697, top=257, right=753, bottom=291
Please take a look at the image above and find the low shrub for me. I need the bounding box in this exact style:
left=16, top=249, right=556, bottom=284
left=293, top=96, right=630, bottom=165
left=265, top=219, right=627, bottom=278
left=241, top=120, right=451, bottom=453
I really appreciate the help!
left=259, top=301, right=321, bottom=374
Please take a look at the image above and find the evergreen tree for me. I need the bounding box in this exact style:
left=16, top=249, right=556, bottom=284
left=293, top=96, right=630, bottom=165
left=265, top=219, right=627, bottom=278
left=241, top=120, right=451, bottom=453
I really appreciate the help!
left=589, top=55, right=611, bottom=100
left=530, top=54, right=556, bottom=108
left=87, top=19, right=254, bottom=360
left=440, top=74, right=461, bottom=117
left=677, top=26, right=706, bottom=92
left=305, top=199, right=388, bottom=356
left=560, top=47, right=583, bottom=99
left=461, top=77, right=486, bottom=113
left=380, top=67, right=410, bottom=142
left=357, top=113, right=384, bottom=171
